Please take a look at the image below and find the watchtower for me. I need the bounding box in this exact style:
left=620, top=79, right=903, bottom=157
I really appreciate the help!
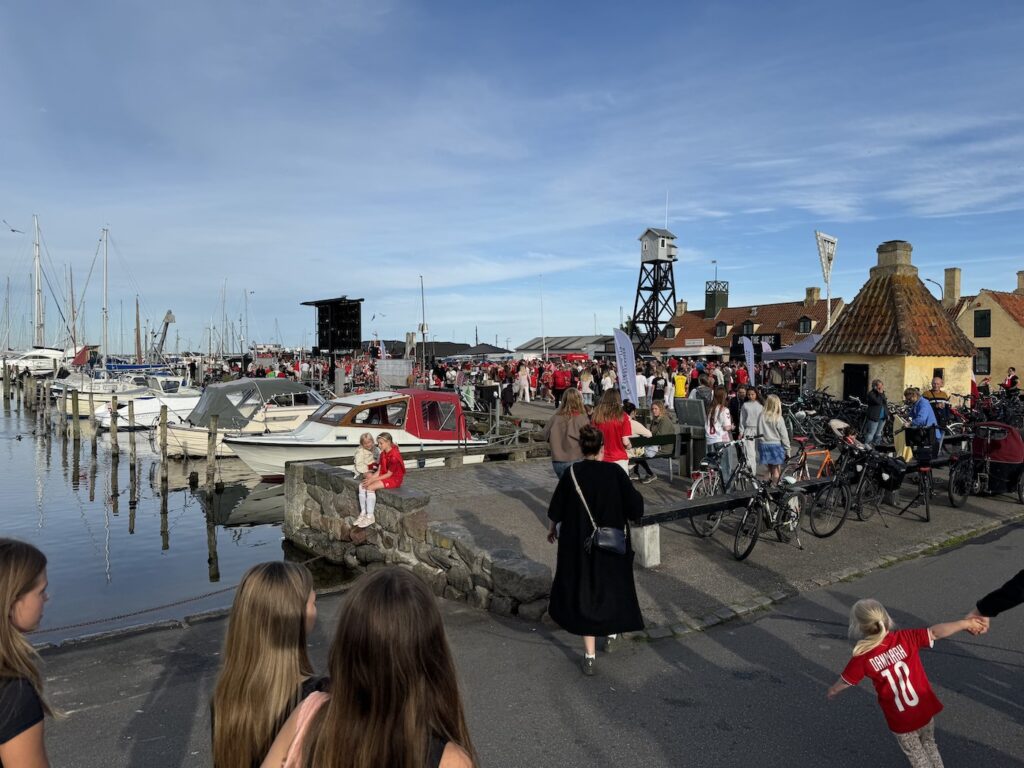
left=630, top=228, right=678, bottom=355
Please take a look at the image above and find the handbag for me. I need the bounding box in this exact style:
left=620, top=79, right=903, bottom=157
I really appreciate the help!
left=569, top=465, right=627, bottom=555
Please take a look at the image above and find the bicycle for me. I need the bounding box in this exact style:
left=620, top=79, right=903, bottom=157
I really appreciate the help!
left=733, top=473, right=806, bottom=561
left=781, top=437, right=836, bottom=482
left=688, top=438, right=755, bottom=538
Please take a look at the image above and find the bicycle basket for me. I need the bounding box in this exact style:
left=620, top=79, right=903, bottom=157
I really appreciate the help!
left=876, top=455, right=908, bottom=491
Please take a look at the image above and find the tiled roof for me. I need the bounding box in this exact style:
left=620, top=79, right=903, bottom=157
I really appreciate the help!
left=985, top=290, right=1024, bottom=328
left=946, top=295, right=975, bottom=321
left=651, top=298, right=840, bottom=351
left=815, top=273, right=975, bottom=357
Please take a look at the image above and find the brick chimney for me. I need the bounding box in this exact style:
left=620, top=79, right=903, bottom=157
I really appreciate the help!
left=675, top=300, right=688, bottom=316
left=943, top=267, right=961, bottom=309
left=1017, top=271, right=1024, bottom=296
left=804, top=287, right=821, bottom=306
left=871, top=240, right=917, bottom=278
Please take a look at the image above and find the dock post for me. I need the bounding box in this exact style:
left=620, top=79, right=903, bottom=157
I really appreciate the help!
left=159, top=406, right=169, bottom=484
left=206, top=414, right=218, bottom=488
left=87, top=390, right=95, bottom=424
left=71, top=391, right=81, bottom=442
left=2, top=359, right=9, bottom=402
left=110, top=396, right=119, bottom=456
left=128, top=400, right=137, bottom=470
left=160, top=484, right=170, bottom=550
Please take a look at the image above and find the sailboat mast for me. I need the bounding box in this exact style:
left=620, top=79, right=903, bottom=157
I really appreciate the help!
left=2, top=276, right=9, bottom=351
left=69, top=267, right=77, bottom=350
left=102, top=228, right=109, bottom=368
left=134, top=297, right=142, bottom=363
left=33, top=214, right=44, bottom=347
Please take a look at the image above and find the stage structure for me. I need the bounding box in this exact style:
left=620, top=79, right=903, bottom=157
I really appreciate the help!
left=301, top=296, right=364, bottom=356
left=630, top=228, right=678, bottom=356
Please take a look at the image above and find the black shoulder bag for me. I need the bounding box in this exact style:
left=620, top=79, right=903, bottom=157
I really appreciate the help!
left=569, top=465, right=627, bottom=555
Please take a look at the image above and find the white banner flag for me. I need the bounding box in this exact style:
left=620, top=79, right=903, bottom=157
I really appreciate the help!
left=613, top=329, right=639, bottom=407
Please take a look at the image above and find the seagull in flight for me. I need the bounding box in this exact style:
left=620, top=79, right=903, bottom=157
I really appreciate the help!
left=3, top=219, right=24, bottom=234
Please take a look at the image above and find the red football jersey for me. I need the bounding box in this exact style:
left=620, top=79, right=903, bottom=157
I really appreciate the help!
left=380, top=445, right=405, bottom=486
left=841, top=628, right=943, bottom=734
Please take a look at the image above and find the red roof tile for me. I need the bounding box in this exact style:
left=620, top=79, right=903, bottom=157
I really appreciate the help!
left=652, top=298, right=840, bottom=351
left=815, top=272, right=975, bottom=357
left=985, top=290, right=1024, bottom=328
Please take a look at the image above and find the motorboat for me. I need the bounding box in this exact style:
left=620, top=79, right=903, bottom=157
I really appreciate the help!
left=166, top=378, right=325, bottom=458
left=5, top=347, right=79, bottom=377
left=93, top=386, right=203, bottom=429
left=54, top=370, right=199, bottom=417
left=225, top=389, right=487, bottom=480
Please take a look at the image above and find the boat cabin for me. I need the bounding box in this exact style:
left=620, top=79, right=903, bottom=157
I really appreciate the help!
left=310, top=389, right=472, bottom=441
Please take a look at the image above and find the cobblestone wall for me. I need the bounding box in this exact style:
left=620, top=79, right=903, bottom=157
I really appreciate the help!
left=284, top=462, right=552, bottom=620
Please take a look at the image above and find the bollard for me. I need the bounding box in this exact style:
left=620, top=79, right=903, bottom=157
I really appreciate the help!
left=71, top=391, right=81, bottom=441
left=159, top=406, right=169, bottom=484
left=128, top=400, right=137, bottom=469
left=206, top=414, right=219, bottom=487
left=110, top=396, right=120, bottom=456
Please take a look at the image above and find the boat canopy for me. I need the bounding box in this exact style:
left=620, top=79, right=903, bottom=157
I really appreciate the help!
left=184, top=378, right=319, bottom=429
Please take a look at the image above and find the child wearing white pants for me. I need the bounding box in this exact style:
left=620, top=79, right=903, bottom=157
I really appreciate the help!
left=353, top=433, right=378, bottom=527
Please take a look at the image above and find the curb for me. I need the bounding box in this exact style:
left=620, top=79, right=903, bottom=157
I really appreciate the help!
left=617, top=510, right=1024, bottom=645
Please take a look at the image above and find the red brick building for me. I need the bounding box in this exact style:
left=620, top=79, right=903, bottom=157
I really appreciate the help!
left=652, top=282, right=843, bottom=360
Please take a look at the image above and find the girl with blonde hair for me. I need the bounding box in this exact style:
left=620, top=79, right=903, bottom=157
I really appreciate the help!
left=756, top=394, right=790, bottom=484
left=827, top=598, right=984, bottom=767
left=261, top=568, right=476, bottom=768
left=543, top=388, right=590, bottom=479
left=0, top=538, right=55, bottom=767
left=212, top=561, right=322, bottom=768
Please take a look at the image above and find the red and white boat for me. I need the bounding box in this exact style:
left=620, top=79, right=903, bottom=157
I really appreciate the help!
left=224, top=389, right=486, bottom=480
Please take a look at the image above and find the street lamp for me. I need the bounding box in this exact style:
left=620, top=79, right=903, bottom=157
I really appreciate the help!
left=924, top=278, right=943, bottom=300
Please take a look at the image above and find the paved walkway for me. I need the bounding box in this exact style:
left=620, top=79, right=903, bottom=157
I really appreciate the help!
left=43, top=522, right=1024, bottom=767
left=411, top=453, right=1024, bottom=629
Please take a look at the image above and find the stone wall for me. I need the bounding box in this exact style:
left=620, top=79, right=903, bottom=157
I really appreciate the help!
left=284, top=462, right=552, bottom=620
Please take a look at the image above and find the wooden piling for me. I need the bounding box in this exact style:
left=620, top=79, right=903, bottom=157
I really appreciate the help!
left=206, top=414, right=219, bottom=487
left=110, top=396, right=119, bottom=456
left=71, top=391, right=81, bottom=441
left=159, top=406, right=169, bottom=484
left=128, top=400, right=137, bottom=469
left=160, top=485, right=169, bottom=551
left=2, top=359, right=9, bottom=401
left=87, top=390, right=95, bottom=424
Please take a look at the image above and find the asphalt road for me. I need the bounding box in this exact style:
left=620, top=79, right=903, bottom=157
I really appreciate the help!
left=44, top=523, right=1024, bottom=767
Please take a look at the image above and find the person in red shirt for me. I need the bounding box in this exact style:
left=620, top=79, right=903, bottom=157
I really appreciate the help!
left=735, top=364, right=749, bottom=387
left=591, top=390, right=632, bottom=474
left=827, top=598, right=984, bottom=766
left=354, top=433, right=406, bottom=528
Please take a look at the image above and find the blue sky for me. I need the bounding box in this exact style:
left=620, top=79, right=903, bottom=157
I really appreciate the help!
left=1, top=0, right=1022, bottom=352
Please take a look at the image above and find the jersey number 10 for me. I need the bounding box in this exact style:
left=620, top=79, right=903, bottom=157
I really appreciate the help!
left=880, top=661, right=920, bottom=712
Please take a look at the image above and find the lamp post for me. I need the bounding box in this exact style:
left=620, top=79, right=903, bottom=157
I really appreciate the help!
left=924, top=278, right=943, bottom=300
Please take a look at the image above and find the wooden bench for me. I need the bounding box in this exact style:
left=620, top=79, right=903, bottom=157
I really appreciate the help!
left=628, top=433, right=688, bottom=481
left=630, top=477, right=832, bottom=567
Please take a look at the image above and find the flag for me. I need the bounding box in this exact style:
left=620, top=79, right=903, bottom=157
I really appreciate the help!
left=613, top=329, right=638, bottom=407
left=760, top=341, right=772, bottom=354
left=741, top=336, right=755, bottom=387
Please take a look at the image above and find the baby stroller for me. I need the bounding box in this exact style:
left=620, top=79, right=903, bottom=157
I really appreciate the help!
left=948, top=421, right=1024, bottom=507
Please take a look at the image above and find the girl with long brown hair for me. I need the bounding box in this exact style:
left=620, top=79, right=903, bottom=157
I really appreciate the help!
left=0, top=538, right=54, bottom=767
left=212, top=561, right=321, bottom=768
left=261, top=568, right=476, bottom=768
left=543, top=387, right=590, bottom=479
left=591, top=389, right=632, bottom=473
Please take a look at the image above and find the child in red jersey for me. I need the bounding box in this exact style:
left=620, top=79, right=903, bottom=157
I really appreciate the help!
left=827, top=598, right=984, bottom=767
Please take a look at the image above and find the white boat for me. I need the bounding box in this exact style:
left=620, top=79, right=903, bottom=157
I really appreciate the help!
left=225, top=389, right=487, bottom=480
left=6, top=347, right=80, bottom=377
left=55, top=371, right=198, bottom=417
left=166, top=378, right=325, bottom=458
left=94, top=389, right=203, bottom=429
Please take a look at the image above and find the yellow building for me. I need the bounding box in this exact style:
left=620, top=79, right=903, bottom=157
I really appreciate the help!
left=814, top=241, right=975, bottom=400
left=942, top=267, right=1024, bottom=386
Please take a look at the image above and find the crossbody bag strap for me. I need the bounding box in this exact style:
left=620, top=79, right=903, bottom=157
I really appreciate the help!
left=569, top=465, right=598, bottom=533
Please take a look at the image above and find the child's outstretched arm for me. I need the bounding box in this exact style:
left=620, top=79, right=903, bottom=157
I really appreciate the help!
left=930, top=617, right=984, bottom=641
left=827, top=678, right=851, bottom=700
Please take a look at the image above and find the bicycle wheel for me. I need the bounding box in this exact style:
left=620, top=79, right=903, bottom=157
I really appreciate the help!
left=855, top=472, right=883, bottom=521
left=947, top=456, right=972, bottom=508
left=733, top=501, right=761, bottom=560
left=775, top=493, right=803, bottom=543
left=689, top=474, right=724, bottom=537
left=808, top=480, right=851, bottom=538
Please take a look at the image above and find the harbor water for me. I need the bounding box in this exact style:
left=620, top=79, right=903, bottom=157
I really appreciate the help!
left=0, top=391, right=339, bottom=644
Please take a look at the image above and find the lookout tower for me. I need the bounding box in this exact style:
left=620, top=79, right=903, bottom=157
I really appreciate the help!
left=631, top=228, right=678, bottom=355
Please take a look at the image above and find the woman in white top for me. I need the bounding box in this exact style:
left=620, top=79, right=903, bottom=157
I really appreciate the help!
left=705, top=387, right=735, bottom=484
left=756, top=394, right=791, bottom=485
left=738, top=388, right=764, bottom=473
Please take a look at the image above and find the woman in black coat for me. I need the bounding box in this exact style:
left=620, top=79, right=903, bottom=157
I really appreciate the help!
left=546, top=425, right=645, bottom=676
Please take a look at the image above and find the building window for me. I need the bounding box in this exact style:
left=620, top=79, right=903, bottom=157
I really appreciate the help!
left=660, top=239, right=665, bottom=247
left=798, top=316, right=812, bottom=334
left=663, top=325, right=676, bottom=339
left=932, top=368, right=944, bottom=381
left=715, top=322, right=728, bottom=338
left=974, top=309, right=991, bottom=338
left=741, top=321, right=754, bottom=336
left=975, top=348, right=991, bottom=376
